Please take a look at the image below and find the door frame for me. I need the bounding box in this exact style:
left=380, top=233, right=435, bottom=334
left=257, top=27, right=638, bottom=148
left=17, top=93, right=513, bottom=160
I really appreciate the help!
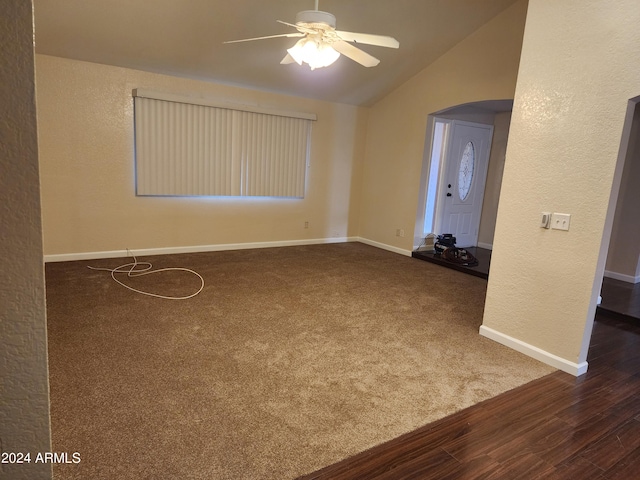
left=420, top=117, right=452, bottom=239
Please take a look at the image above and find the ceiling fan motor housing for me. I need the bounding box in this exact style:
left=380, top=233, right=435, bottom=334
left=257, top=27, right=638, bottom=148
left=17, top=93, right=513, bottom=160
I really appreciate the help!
left=296, top=10, right=336, bottom=28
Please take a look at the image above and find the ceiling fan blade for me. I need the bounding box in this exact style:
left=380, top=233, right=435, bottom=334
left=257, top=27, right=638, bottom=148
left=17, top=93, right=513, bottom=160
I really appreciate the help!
left=277, top=19, right=317, bottom=35
left=335, top=31, right=399, bottom=49
left=224, top=32, right=304, bottom=44
left=280, top=53, right=296, bottom=65
left=331, top=40, right=380, bottom=67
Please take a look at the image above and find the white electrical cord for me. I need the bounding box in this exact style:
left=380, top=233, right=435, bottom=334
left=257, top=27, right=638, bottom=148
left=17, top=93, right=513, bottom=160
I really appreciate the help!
left=87, top=251, right=205, bottom=300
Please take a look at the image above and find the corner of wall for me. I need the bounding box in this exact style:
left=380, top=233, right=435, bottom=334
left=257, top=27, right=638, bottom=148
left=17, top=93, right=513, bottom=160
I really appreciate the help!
left=0, top=2, right=52, bottom=479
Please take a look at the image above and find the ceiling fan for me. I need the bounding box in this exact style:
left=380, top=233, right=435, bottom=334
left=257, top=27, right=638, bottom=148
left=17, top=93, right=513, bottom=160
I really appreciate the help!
left=224, top=0, right=399, bottom=70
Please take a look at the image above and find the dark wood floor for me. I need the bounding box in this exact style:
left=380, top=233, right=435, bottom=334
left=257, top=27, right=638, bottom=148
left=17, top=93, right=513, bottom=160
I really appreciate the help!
left=298, top=310, right=640, bottom=479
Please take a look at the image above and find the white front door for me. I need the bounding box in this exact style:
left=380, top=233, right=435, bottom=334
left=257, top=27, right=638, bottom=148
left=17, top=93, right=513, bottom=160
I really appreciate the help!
left=436, top=121, right=493, bottom=247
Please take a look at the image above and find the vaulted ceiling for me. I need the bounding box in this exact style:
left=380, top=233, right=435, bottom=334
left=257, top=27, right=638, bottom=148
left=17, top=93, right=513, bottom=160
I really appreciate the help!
left=33, top=0, right=520, bottom=106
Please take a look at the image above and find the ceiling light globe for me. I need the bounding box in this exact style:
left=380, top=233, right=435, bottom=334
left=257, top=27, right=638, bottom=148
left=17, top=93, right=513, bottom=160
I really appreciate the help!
left=287, top=38, right=340, bottom=70
left=308, top=43, right=340, bottom=70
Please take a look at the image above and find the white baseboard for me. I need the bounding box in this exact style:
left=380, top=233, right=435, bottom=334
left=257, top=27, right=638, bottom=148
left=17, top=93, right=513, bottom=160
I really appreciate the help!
left=44, top=237, right=359, bottom=263
left=603, top=270, right=640, bottom=284
left=355, top=237, right=413, bottom=257
left=479, top=325, right=588, bottom=377
left=44, top=236, right=418, bottom=263
left=477, top=242, right=493, bottom=250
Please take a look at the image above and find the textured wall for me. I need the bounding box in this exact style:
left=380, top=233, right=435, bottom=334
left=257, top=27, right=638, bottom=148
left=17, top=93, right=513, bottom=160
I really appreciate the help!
left=0, top=1, right=52, bottom=479
left=36, top=56, right=367, bottom=256
left=359, top=0, right=528, bottom=251
left=482, top=0, right=640, bottom=366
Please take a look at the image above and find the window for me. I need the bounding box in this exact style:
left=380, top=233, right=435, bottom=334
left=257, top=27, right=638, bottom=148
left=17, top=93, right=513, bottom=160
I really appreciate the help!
left=458, top=141, right=475, bottom=201
left=424, top=120, right=450, bottom=233
left=133, top=90, right=315, bottom=198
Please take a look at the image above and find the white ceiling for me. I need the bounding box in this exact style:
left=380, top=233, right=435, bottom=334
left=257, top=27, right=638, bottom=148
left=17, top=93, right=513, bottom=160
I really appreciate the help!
left=33, top=0, right=520, bottom=107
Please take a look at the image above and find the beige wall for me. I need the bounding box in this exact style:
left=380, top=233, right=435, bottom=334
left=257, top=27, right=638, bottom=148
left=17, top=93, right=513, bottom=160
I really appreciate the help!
left=605, top=104, right=640, bottom=281
left=482, top=0, right=640, bottom=370
left=359, top=0, right=528, bottom=251
left=36, top=55, right=367, bottom=256
left=0, top=1, right=52, bottom=478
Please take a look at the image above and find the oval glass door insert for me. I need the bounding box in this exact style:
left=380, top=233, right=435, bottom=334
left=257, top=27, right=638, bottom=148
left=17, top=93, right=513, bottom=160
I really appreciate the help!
left=458, top=141, right=475, bottom=201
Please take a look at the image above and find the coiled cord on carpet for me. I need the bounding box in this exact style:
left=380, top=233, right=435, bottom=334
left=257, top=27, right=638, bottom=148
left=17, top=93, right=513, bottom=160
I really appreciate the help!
left=87, top=251, right=204, bottom=300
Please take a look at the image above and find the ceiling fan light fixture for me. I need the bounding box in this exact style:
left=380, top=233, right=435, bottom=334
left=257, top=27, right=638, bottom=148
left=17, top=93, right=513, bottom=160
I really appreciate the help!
left=287, top=38, right=340, bottom=70
left=295, top=10, right=336, bottom=29
left=225, top=1, right=398, bottom=69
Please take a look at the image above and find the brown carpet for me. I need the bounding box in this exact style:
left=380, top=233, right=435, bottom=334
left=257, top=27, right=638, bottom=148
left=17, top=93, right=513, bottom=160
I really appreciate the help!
left=45, top=242, right=555, bottom=479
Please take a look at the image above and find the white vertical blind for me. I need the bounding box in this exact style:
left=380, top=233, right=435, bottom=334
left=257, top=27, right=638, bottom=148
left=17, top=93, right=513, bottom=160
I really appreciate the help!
left=133, top=91, right=314, bottom=197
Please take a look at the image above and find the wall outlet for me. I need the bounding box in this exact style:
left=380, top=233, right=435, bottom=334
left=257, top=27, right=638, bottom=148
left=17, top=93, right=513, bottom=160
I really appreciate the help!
left=551, top=213, right=571, bottom=231
left=396, top=229, right=405, bottom=237
left=304, top=221, right=309, bottom=229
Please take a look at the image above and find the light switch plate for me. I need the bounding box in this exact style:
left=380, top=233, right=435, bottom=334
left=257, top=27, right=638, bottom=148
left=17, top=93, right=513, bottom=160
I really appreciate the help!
left=540, top=212, right=551, bottom=229
left=551, top=213, right=571, bottom=231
